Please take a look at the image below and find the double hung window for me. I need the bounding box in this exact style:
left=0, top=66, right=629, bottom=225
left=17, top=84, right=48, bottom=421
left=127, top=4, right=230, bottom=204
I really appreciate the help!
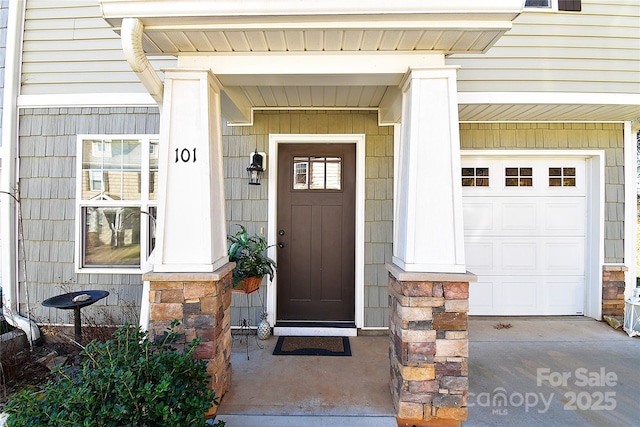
left=76, top=136, right=158, bottom=272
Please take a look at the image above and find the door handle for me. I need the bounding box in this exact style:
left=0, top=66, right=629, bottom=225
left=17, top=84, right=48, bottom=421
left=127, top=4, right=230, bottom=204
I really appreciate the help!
left=278, top=243, right=285, bottom=248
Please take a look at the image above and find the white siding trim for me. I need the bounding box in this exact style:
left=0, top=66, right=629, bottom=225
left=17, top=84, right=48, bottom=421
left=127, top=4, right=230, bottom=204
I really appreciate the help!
left=17, top=93, right=157, bottom=108
left=624, top=121, right=638, bottom=299
left=267, top=134, right=366, bottom=329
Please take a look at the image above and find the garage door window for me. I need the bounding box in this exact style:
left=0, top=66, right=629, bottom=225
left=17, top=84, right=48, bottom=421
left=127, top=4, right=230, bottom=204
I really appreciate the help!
left=462, top=167, right=489, bottom=187
left=549, top=167, right=576, bottom=187
left=505, top=167, right=533, bottom=187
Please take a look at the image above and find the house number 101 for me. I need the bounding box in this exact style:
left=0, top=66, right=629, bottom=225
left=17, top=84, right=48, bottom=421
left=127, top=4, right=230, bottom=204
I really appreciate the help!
left=175, top=148, right=196, bottom=163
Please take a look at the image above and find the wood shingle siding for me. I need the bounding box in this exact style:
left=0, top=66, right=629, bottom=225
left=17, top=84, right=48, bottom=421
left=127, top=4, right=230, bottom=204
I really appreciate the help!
left=449, top=0, right=640, bottom=94
left=21, top=0, right=176, bottom=95
left=17, top=107, right=159, bottom=325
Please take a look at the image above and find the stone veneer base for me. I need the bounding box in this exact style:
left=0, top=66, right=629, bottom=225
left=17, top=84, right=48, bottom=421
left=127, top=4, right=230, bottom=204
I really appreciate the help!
left=143, top=263, right=234, bottom=416
left=602, top=264, right=628, bottom=318
left=387, top=263, right=476, bottom=427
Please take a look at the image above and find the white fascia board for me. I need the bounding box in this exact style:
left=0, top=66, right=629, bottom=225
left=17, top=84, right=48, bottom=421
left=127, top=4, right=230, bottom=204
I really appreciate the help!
left=101, top=0, right=523, bottom=21
left=17, top=93, right=158, bottom=108
left=178, top=52, right=445, bottom=77
left=458, top=92, right=640, bottom=106
left=142, top=20, right=513, bottom=32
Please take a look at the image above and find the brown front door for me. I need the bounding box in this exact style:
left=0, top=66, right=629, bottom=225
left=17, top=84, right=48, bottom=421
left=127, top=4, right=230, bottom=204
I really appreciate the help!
left=277, top=143, right=356, bottom=322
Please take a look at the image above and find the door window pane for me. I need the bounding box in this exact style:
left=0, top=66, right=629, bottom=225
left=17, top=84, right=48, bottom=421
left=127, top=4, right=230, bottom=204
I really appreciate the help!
left=293, top=158, right=309, bottom=189
left=293, top=156, right=342, bottom=190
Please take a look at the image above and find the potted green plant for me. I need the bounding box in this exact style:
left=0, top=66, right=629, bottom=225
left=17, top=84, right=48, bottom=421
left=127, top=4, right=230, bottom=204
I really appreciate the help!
left=227, top=225, right=277, bottom=293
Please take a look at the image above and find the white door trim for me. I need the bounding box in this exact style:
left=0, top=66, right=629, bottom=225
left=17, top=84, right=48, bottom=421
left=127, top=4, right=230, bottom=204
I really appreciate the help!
left=461, top=150, right=605, bottom=319
left=267, top=134, right=366, bottom=333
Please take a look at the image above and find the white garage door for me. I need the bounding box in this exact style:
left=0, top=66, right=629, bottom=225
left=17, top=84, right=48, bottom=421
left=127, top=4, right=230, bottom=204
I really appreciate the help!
left=462, top=157, right=586, bottom=316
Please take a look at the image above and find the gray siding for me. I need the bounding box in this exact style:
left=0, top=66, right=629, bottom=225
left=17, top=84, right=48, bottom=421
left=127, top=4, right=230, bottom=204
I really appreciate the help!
left=21, top=0, right=175, bottom=95
left=459, top=122, right=625, bottom=263
left=449, top=0, right=640, bottom=94
left=17, top=107, right=160, bottom=325
left=22, top=1, right=639, bottom=98
left=223, top=111, right=393, bottom=329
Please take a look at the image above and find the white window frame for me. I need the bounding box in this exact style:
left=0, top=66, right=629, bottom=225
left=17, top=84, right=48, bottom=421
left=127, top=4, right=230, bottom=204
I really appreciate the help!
left=75, top=134, right=158, bottom=274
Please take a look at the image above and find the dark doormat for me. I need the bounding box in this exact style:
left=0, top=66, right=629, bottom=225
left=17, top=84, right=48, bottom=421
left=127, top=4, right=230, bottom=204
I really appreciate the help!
left=272, top=336, right=351, bottom=356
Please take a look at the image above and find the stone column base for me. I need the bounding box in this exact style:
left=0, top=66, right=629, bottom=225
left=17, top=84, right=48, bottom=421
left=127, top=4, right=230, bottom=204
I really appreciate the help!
left=387, top=263, right=476, bottom=427
left=602, top=264, right=627, bottom=318
left=143, top=263, right=234, bottom=415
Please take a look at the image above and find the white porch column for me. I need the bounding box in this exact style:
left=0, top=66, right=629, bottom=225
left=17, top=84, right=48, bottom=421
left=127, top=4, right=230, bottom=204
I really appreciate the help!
left=154, top=68, right=228, bottom=273
left=393, top=66, right=466, bottom=273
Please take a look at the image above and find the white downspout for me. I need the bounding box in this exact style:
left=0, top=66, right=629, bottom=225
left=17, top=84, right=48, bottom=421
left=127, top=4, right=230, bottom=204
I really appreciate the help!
left=120, top=17, right=163, bottom=106
left=1, top=0, right=40, bottom=343
left=119, top=17, right=163, bottom=330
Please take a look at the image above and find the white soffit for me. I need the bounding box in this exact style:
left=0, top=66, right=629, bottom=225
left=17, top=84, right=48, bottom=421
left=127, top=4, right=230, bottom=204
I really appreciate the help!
left=100, top=0, right=522, bottom=55
left=458, top=92, right=640, bottom=122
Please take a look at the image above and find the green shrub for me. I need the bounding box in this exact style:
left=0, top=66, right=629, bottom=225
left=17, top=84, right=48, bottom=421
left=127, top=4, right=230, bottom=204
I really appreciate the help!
left=5, top=321, right=223, bottom=427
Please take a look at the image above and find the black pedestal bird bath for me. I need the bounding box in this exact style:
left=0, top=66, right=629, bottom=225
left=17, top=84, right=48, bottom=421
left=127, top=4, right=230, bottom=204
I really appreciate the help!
left=42, top=290, right=109, bottom=341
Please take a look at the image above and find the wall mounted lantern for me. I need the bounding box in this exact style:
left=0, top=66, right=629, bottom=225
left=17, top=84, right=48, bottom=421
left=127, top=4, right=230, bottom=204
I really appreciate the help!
left=247, top=149, right=265, bottom=185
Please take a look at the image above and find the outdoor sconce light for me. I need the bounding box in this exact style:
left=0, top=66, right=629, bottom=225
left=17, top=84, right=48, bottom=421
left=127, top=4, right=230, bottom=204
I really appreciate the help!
left=247, top=149, right=265, bottom=185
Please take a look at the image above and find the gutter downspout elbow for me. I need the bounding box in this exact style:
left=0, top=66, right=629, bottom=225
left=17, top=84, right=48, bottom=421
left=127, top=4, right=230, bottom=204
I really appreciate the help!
left=121, top=18, right=163, bottom=106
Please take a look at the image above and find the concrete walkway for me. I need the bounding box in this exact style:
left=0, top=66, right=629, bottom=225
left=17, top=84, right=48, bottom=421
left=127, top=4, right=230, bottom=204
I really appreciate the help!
left=215, top=317, right=640, bottom=426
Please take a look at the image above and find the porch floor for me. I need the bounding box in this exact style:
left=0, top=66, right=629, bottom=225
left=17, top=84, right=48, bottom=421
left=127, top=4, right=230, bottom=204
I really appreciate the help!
left=217, top=333, right=395, bottom=425
left=215, top=317, right=640, bottom=427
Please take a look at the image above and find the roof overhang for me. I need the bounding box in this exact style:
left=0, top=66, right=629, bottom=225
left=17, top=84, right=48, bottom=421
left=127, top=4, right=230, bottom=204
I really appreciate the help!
left=458, top=92, right=640, bottom=123
left=101, top=0, right=522, bottom=57
left=100, top=1, right=640, bottom=124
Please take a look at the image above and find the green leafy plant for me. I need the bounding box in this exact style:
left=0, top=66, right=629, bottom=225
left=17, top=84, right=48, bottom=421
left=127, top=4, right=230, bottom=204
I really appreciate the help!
left=4, top=321, right=224, bottom=427
left=227, top=224, right=277, bottom=287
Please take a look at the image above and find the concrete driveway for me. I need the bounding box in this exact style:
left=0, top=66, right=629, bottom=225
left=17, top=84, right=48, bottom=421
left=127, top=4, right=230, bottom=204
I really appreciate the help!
left=467, top=317, right=639, bottom=427
left=216, top=317, right=639, bottom=426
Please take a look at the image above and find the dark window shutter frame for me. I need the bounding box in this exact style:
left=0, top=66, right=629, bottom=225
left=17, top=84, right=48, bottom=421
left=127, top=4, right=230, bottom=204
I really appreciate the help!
left=559, top=0, right=581, bottom=11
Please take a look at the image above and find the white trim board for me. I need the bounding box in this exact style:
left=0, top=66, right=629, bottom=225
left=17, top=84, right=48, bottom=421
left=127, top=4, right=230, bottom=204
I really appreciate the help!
left=273, top=326, right=358, bottom=337
left=267, top=134, right=366, bottom=330
left=17, top=93, right=158, bottom=108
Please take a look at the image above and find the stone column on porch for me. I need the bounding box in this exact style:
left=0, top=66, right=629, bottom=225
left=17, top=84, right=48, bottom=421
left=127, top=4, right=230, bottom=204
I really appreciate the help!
left=388, top=265, right=476, bottom=427
left=144, top=269, right=233, bottom=413
left=389, top=65, right=471, bottom=426
left=145, top=68, right=233, bottom=410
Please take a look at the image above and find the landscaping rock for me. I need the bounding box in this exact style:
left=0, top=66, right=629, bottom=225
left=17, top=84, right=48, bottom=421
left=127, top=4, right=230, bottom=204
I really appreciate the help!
left=603, top=315, right=624, bottom=330
left=46, top=356, right=69, bottom=371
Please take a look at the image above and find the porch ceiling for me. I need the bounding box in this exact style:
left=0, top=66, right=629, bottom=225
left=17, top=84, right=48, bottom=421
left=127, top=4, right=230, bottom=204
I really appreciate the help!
left=100, top=0, right=639, bottom=124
